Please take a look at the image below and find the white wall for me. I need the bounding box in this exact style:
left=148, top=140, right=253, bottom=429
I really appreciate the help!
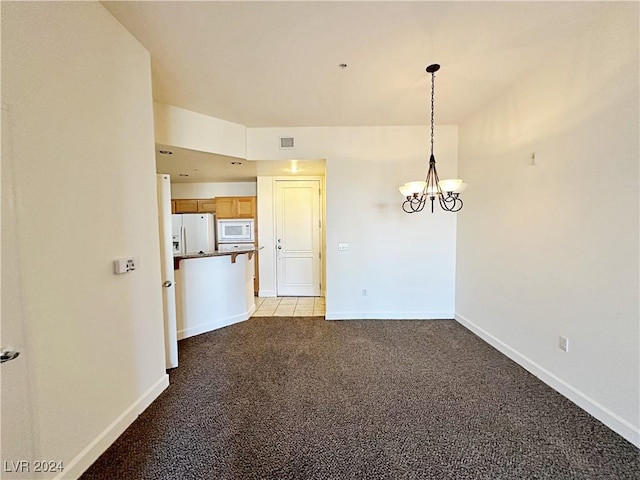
left=256, top=176, right=277, bottom=296
left=2, top=3, right=169, bottom=477
left=249, top=126, right=458, bottom=319
left=456, top=4, right=639, bottom=446
left=154, top=102, right=246, bottom=159
left=171, top=182, right=256, bottom=198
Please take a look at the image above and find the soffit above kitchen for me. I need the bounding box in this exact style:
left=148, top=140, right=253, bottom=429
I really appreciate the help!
left=102, top=1, right=608, bottom=128
left=156, top=144, right=325, bottom=183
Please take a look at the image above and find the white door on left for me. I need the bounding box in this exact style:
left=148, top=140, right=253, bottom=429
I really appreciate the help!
left=157, top=175, right=178, bottom=369
left=1, top=102, right=39, bottom=478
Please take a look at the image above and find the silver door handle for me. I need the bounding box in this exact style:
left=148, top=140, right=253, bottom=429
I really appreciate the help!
left=163, top=281, right=173, bottom=287
left=1, top=348, right=20, bottom=364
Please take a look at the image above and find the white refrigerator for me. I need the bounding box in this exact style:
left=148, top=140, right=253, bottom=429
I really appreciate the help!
left=172, top=213, right=216, bottom=255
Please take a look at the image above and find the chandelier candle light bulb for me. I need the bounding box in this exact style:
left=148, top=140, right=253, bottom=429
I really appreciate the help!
left=400, top=64, right=465, bottom=214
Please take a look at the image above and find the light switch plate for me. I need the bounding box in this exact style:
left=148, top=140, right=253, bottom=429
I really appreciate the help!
left=558, top=336, right=569, bottom=352
left=114, top=257, right=138, bottom=274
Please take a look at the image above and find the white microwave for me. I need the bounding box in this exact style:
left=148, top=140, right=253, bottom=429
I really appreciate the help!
left=217, top=219, right=254, bottom=243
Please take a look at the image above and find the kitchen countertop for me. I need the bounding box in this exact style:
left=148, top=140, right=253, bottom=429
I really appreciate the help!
left=173, top=248, right=258, bottom=269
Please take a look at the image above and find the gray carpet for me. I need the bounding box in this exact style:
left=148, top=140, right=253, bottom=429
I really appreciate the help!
left=81, top=318, right=640, bottom=479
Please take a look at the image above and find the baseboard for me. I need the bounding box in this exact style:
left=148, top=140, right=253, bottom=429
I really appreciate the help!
left=57, top=374, right=170, bottom=479
left=258, top=289, right=276, bottom=297
left=455, top=313, right=640, bottom=448
left=325, top=311, right=454, bottom=320
left=177, top=305, right=255, bottom=340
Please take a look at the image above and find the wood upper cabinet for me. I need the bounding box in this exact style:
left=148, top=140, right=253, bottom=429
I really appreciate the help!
left=173, top=198, right=217, bottom=214
left=196, top=199, right=217, bottom=213
left=214, top=197, right=235, bottom=218
left=172, top=196, right=255, bottom=217
left=215, top=196, right=256, bottom=219
left=236, top=197, right=255, bottom=218
left=174, top=199, right=198, bottom=213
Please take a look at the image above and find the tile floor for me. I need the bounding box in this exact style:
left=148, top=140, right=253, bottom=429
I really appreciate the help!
left=253, top=297, right=325, bottom=317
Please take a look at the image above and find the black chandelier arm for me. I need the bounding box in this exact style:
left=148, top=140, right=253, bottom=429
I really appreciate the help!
left=439, top=193, right=463, bottom=212
left=402, top=195, right=426, bottom=213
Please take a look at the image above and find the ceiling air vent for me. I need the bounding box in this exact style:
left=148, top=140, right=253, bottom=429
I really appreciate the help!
left=280, top=137, right=295, bottom=149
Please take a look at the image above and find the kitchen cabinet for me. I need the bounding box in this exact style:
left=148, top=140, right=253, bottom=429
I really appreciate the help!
left=237, top=197, right=255, bottom=218
left=214, top=198, right=235, bottom=218
left=215, top=196, right=256, bottom=219
left=196, top=199, right=217, bottom=213
left=173, top=198, right=217, bottom=214
left=174, top=199, right=199, bottom=213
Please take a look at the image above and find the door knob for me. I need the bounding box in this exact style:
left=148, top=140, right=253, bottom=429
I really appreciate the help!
left=163, top=280, right=173, bottom=287
left=1, top=348, right=20, bottom=364
left=277, top=246, right=282, bottom=249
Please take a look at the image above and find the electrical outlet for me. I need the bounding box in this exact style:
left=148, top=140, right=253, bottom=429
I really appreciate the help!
left=558, top=336, right=569, bottom=352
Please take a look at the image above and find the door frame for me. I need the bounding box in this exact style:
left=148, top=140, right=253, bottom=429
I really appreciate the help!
left=256, top=176, right=325, bottom=298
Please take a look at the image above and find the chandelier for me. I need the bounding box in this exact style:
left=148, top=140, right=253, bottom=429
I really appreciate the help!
left=399, top=64, right=466, bottom=213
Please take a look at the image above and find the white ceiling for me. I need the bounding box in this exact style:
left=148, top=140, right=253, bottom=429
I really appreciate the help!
left=102, top=1, right=609, bottom=182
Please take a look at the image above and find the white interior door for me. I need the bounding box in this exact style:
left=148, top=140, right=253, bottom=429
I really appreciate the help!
left=1, top=102, right=39, bottom=478
left=275, top=180, right=321, bottom=296
left=157, top=175, right=178, bottom=369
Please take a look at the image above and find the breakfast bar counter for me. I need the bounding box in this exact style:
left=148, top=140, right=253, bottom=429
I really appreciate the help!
left=173, top=248, right=256, bottom=269
left=174, top=249, right=256, bottom=339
